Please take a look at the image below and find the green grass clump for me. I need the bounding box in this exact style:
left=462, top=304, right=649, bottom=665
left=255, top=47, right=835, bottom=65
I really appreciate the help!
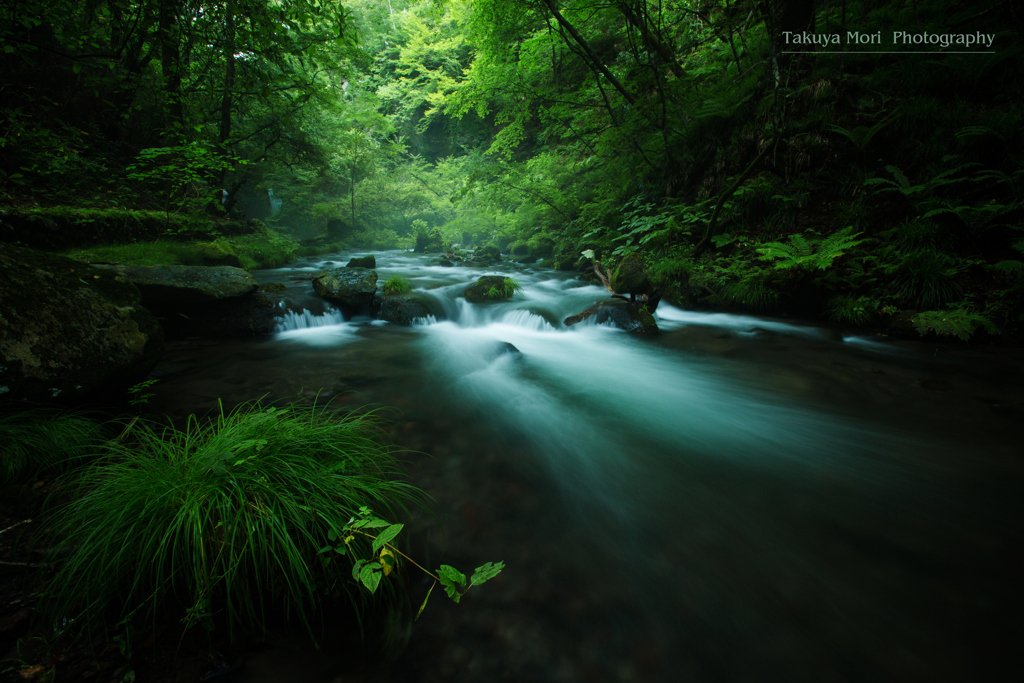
left=0, top=410, right=105, bottom=485
left=485, top=277, right=522, bottom=300
left=42, top=402, right=423, bottom=639
left=382, top=275, right=412, bottom=295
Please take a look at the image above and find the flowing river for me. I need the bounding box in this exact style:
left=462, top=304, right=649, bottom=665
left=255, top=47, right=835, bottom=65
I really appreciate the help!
left=145, top=250, right=1022, bottom=683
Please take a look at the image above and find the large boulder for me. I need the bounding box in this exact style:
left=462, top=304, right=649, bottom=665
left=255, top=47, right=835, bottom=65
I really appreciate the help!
left=463, top=276, right=511, bottom=304
left=96, top=264, right=258, bottom=304
left=0, top=244, right=163, bottom=403
left=313, top=267, right=378, bottom=307
left=609, top=252, right=651, bottom=295
left=379, top=296, right=432, bottom=326
left=346, top=255, right=376, bottom=269
left=94, top=264, right=276, bottom=338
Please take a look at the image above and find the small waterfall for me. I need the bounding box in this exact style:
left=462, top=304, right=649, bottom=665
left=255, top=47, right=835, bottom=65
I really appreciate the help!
left=275, top=309, right=346, bottom=332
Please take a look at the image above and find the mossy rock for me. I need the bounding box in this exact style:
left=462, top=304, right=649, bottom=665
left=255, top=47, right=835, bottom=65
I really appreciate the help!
left=0, top=244, right=163, bottom=403
left=193, top=241, right=242, bottom=267
left=463, top=276, right=512, bottom=303
left=312, top=267, right=378, bottom=307
left=260, top=282, right=287, bottom=293
left=96, top=264, right=259, bottom=305
left=346, top=255, right=376, bottom=269
left=509, top=242, right=530, bottom=256
left=610, top=252, right=649, bottom=294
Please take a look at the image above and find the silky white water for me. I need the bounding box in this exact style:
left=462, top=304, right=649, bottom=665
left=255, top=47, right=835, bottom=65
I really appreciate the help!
left=150, top=249, right=1021, bottom=683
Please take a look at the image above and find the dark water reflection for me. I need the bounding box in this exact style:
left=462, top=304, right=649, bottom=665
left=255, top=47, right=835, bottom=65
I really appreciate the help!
left=146, top=251, right=1023, bottom=682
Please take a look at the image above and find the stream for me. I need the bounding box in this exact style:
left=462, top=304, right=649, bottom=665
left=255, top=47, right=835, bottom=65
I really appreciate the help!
left=145, top=250, right=1022, bottom=683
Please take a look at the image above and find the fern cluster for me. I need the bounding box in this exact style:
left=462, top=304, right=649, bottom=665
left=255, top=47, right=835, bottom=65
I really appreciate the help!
left=756, top=226, right=863, bottom=270
left=912, top=308, right=998, bottom=340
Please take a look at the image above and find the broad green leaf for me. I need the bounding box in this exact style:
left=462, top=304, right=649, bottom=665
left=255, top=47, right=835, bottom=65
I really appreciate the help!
left=437, top=565, right=466, bottom=587
left=360, top=563, right=381, bottom=594
left=469, top=561, right=505, bottom=587
left=372, top=523, right=404, bottom=553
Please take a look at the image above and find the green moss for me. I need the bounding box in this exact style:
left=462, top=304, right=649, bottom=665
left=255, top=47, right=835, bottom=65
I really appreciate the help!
left=61, top=228, right=298, bottom=271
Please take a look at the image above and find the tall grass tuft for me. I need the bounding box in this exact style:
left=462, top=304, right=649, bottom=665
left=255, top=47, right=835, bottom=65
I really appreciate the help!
left=0, top=409, right=105, bottom=485
left=382, top=275, right=412, bottom=295
left=42, top=402, right=424, bottom=639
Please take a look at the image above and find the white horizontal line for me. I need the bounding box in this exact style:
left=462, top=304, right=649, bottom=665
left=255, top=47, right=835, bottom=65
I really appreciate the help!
left=782, top=51, right=995, bottom=54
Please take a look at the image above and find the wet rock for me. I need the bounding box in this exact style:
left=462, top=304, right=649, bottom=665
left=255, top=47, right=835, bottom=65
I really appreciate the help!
left=497, top=341, right=521, bottom=355
left=562, top=298, right=657, bottom=333
left=510, top=243, right=530, bottom=256
left=0, top=244, right=163, bottom=403
left=610, top=252, right=651, bottom=296
left=379, top=296, right=432, bottom=326
left=431, top=259, right=454, bottom=267
left=312, top=267, right=378, bottom=307
left=346, top=255, right=376, bottom=269
left=515, top=255, right=540, bottom=264
left=94, top=264, right=278, bottom=338
left=95, top=264, right=258, bottom=304
left=463, top=276, right=511, bottom=304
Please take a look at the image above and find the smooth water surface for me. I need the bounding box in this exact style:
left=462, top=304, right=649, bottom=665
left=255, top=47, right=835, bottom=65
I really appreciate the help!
left=146, top=250, right=1023, bottom=682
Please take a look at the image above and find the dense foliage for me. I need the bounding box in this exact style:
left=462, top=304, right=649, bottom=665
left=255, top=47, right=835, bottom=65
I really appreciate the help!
left=3, top=0, right=1023, bottom=337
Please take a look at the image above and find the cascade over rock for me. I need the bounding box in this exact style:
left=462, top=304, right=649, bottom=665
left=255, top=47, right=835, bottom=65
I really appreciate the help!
left=0, top=244, right=163, bottom=402
left=563, top=298, right=658, bottom=333
left=94, top=264, right=277, bottom=338
left=379, top=295, right=432, bottom=326
left=313, top=267, right=378, bottom=308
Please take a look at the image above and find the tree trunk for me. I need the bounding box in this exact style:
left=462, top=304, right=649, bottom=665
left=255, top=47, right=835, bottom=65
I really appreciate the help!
left=218, top=0, right=236, bottom=188
left=539, top=0, right=636, bottom=105
left=158, top=0, right=183, bottom=133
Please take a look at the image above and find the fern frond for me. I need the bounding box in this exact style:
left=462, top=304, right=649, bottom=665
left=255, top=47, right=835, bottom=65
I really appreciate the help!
left=912, top=309, right=999, bottom=340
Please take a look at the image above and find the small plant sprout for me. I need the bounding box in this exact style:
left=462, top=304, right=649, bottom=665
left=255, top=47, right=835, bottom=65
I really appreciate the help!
left=319, top=506, right=505, bottom=619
